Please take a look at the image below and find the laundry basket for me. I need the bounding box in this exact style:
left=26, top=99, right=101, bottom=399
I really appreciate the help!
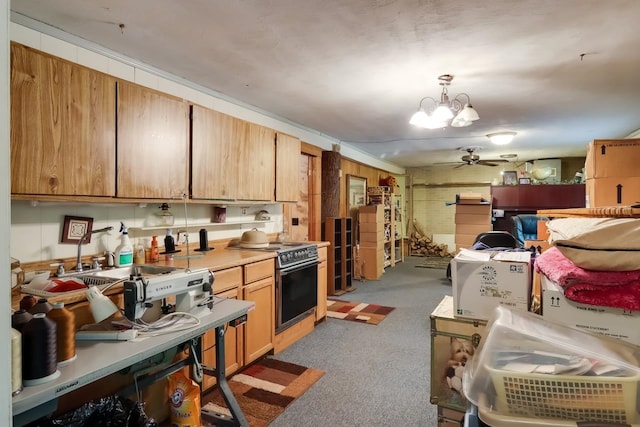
left=487, top=364, right=640, bottom=424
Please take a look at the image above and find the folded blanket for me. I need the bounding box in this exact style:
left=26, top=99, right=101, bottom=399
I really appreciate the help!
left=547, top=217, right=640, bottom=271
left=536, top=247, right=640, bottom=310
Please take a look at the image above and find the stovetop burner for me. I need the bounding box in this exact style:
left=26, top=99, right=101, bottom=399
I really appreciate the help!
left=229, top=241, right=318, bottom=269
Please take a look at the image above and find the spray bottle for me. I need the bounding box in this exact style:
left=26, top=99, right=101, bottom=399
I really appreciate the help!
left=114, top=222, right=134, bottom=267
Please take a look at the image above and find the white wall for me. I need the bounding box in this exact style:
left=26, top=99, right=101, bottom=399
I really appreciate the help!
left=2, top=0, right=12, bottom=422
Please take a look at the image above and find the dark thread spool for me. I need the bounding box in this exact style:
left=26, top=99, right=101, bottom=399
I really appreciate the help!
left=19, top=295, right=37, bottom=311
left=22, top=313, right=59, bottom=385
left=195, top=228, right=213, bottom=251
left=11, top=309, right=33, bottom=333
left=47, top=302, right=76, bottom=364
left=29, top=298, right=52, bottom=315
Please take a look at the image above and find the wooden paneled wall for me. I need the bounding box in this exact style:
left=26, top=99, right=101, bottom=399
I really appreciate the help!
left=339, top=158, right=391, bottom=218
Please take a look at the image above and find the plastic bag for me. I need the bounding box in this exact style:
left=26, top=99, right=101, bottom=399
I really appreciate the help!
left=37, top=395, right=156, bottom=427
left=167, top=372, right=201, bottom=427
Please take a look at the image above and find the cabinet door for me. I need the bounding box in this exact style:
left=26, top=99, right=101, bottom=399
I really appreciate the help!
left=202, top=287, right=242, bottom=391
left=192, top=106, right=243, bottom=200
left=275, top=132, right=301, bottom=202
left=237, top=122, right=275, bottom=201
left=243, top=276, right=274, bottom=364
left=316, top=254, right=327, bottom=321
left=116, top=81, right=189, bottom=198
left=10, top=43, right=116, bottom=196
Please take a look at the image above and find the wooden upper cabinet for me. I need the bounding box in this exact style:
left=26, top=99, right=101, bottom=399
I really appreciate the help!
left=116, top=81, right=189, bottom=199
left=192, top=105, right=275, bottom=201
left=275, top=132, right=301, bottom=202
left=237, top=122, right=275, bottom=201
left=10, top=43, right=116, bottom=196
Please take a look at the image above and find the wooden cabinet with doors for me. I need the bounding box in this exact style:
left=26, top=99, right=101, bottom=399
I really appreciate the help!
left=192, top=105, right=275, bottom=201
left=275, top=132, right=301, bottom=202
left=116, top=81, right=189, bottom=199
left=201, top=266, right=243, bottom=392
left=316, top=246, right=328, bottom=321
left=10, top=42, right=116, bottom=197
left=242, top=259, right=275, bottom=364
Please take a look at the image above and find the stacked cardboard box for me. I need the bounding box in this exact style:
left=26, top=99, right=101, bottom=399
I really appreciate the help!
left=358, top=204, right=384, bottom=280
left=454, top=193, right=492, bottom=250
left=585, top=139, right=640, bottom=206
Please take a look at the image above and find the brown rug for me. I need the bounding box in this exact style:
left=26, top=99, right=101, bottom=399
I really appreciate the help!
left=416, top=256, right=452, bottom=270
left=201, top=358, right=324, bottom=426
left=326, top=299, right=395, bottom=325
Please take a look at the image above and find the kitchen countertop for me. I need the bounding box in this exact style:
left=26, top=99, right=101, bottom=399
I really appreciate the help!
left=13, top=241, right=329, bottom=308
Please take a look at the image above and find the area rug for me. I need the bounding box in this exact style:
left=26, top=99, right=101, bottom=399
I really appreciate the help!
left=326, top=299, right=395, bottom=325
left=416, top=256, right=452, bottom=270
left=201, top=358, right=324, bottom=427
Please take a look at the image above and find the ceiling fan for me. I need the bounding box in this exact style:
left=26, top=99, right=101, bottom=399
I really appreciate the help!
left=452, top=146, right=510, bottom=168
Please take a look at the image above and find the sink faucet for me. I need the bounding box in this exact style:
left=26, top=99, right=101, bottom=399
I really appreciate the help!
left=76, top=226, right=114, bottom=272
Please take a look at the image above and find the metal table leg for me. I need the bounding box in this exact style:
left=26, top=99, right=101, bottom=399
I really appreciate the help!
left=200, top=326, right=249, bottom=427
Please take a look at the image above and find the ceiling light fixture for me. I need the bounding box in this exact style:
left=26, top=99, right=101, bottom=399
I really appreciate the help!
left=409, top=74, right=479, bottom=129
left=487, top=132, right=517, bottom=145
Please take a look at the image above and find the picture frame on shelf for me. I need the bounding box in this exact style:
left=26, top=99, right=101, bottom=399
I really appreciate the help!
left=61, top=215, right=94, bottom=244
left=502, top=171, right=518, bottom=186
left=519, top=177, right=531, bottom=185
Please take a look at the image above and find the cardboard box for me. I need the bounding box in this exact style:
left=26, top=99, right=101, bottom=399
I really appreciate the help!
left=541, top=275, right=640, bottom=344
left=454, top=213, right=492, bottom=225
left=455, top=223, right=491, bottom=236
left=524, top=239, right=551, bottom=252
left=537, top=220, right=549, bottom=240
left=455, top=204, right=492, bottom=215
left=451, top=250, right=532, bottom=321
left=359, top=246, right=384, bottom=280
left=457, top=193, right=491, bottom=204
left=586, top=177, right=640, bottom=207
left=359, top=231, right=384, bottom=245
left=358, top=222, right=381, bottom=233
left=359, top=205, right=384, bottom=222
left=454, top=233, right=477, bottom=247
left=585, top=139, right=640, bottom=179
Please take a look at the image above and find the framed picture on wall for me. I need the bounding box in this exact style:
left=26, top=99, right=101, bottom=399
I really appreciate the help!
left=502, top=171, right=518, bottom=186
left=61, top=215, right=93, bottom=244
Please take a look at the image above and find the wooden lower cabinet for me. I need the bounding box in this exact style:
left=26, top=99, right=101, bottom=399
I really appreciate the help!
left=201, top=287, right=242, bottom=391
left=243, top=275, right=274, bottom=364
left=316, top=246, right=328, bottom=321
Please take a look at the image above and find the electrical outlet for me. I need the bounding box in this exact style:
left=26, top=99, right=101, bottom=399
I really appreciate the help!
left=177, top=231, right=188, bottom=245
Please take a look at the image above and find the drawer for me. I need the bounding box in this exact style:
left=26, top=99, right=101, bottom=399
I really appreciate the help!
left=244, top=259, right=274, bottom=283
left=430, top=296, right=486, bottom=412
left=212, top=266, right=242, bottom=293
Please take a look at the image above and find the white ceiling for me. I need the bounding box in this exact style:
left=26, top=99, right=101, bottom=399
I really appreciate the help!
left=10, top=0, right=640, bottom=169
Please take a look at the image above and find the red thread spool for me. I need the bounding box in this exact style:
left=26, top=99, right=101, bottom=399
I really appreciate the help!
left=11, top=309, right=33, bottom=333
left=28, top=298, right=52, bottom=315
left=19, top=295, right=37, bottom=311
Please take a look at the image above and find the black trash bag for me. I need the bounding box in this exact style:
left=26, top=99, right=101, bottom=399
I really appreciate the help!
left=36, top=395, right=156, bottom=427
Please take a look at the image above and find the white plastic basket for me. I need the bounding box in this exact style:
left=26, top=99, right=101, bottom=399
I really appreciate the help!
left=487, top=365, right=640, bottom=424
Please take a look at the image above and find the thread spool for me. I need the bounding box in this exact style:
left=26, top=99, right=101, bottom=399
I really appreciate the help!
left=11, top=328, right=22, bottom=395
left=47, top=302, right=77, bottom=365
left=22, top=313, right=60, bottom=386
left=19, top=295, right=37, bottom=311
left=29, top=298, right=53, bottom=315
left=195, top=228, right=213, bottom=252
left=11, top=309, right=33, bottom=333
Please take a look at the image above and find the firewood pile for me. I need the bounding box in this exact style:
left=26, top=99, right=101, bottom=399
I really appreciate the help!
left=408, top=219, right=455, bottom=258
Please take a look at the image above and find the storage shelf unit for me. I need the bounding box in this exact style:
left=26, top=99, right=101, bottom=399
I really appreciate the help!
left=325, top=217, right=354, bottom=295
left=393, top=192, right=405, bottom=264
left=367, top=186, right=399, bottom=267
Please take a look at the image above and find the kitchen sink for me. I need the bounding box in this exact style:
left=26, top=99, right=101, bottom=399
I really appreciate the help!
left=79, top=264, right=180, bottom=280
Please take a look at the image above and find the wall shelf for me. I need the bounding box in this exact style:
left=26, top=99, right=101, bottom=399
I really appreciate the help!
left=129, top=220, right=271, bottom=233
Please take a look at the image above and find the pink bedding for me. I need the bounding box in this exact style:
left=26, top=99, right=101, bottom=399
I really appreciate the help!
left=535, top=247, right=640, bottom=310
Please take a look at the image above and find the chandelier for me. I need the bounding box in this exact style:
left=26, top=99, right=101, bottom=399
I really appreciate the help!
left=409, top=74, right=479, bottom=129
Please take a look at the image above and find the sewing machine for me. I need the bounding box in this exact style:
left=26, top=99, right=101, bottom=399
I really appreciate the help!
left=123, top=267, right=213, bottom=321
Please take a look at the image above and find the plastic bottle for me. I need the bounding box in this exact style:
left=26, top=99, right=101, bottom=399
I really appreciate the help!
left=114, top=222, right=134, bottom=267
left=164, top=229, right=176, bottom=253
left=151, top=236, right=160, bottom=262
left=133, top=239, right=146, bottom=264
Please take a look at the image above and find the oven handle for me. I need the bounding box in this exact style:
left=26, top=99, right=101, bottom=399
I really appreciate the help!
left=279, top=260, right=319, bottom=274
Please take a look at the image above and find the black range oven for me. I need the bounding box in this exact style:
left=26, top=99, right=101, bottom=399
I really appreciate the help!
left=273, top=243, right=319, bottom=333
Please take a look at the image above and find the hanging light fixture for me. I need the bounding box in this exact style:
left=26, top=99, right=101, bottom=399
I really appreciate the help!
left=409, top=74, right=479, bottom=129
left=487, top=132, right=517, bottom=145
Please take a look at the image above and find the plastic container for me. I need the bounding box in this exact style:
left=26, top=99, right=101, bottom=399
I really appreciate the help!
left=463, top=306, right=640, bottom=424
left=150, top=236, right=160, bottom=262
left=156, top=203, right=174, bottom=226
left=114, top=222, right=133, bottom=267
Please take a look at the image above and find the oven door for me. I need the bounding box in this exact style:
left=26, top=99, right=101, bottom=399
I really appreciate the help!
left=276, top=260, right=318, bottom=333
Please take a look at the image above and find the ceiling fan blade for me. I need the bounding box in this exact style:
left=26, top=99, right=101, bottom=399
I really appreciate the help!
left=476, top=161, right=500, bottom=167
left=454, top=163, right=467, bottom=169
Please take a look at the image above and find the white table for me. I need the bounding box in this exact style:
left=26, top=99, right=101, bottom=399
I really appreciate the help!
left=12, top=297, right=254, bottom=427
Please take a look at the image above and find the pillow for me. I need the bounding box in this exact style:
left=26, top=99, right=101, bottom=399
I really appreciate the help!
left=546, top=217, right=640, bottom=271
